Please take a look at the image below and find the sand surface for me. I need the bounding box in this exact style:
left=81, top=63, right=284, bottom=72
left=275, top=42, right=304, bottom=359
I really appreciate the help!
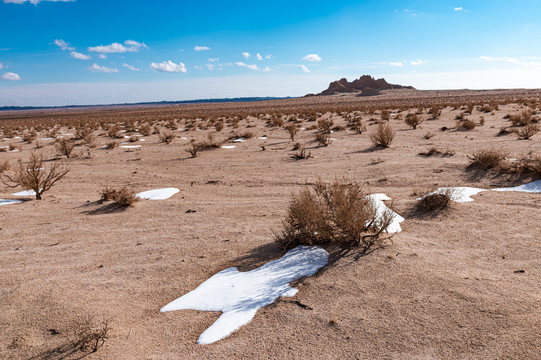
left=1, top=89, right=540, bottom=359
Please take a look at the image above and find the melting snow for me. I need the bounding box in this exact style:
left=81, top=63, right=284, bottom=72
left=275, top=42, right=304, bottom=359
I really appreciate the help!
left=0, top=199, right=23, bottom=206
left=221, top=145, right=236, bottom=149
left=232, top=138, right=246, bottom=143
left=136, top=188, right=180, bottom=200
left=161, top=245, right=328, bottom=345
left=119, top=145, right=142, bottom=149
left=12, top=190, right=37, bottom=196
left=366, top=193, right=404, bottom=233
left=493, top=180, right=541, bottom=193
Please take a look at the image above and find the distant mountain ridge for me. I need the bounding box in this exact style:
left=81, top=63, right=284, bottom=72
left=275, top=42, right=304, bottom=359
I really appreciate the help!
left=310, top=75, right=415, bottom=96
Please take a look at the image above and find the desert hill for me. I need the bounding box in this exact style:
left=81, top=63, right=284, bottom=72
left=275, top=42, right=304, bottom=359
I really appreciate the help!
left=310, top=75, right=415, bottom=96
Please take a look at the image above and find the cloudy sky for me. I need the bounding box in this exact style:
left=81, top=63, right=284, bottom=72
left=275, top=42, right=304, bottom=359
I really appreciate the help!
left=2, top=0, right=541, bottom=106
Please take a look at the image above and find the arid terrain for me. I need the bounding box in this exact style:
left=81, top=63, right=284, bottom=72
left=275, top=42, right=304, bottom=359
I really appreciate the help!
left=1, top=89, right=540, bottom=359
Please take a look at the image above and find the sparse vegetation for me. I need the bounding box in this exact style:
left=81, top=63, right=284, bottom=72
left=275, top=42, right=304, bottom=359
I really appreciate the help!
left=69, top=316, right=111, bottom=353
left=54, top=138, right=76, bottom=158
left=417, top=188, right=455, bottom=212
left=468, top=149, right=507, bottom=169
left=515, top=123, right=539, bottom=139
left=404, top=113, right=422, bottom=129
left=159, top=130, right=175, bottom=144
left=100, top=187, right=140, bottom=206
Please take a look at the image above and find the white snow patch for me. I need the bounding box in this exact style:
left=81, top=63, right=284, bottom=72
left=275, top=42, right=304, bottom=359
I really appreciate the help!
left=232, top=138, right=246, bottom=143
left=221, top=145, right=236, bottom=149
left=119, top=145, right=142, bottom=149
left=0, top=199, right=23, bottom=206
left=41, top=137, right=54, bottom=141
left=161, top=245, right=328, bottom=345
left=420, top=180, right=541, bottom=203
left=366, top=193, right=404, bottom=233
left=12, top=189, right=38, bottom=196
left=257, top=136, right=267, bottom=140
left=492, top=180, right=541, bottom=193
left=136, top=188, right=180, bottom=200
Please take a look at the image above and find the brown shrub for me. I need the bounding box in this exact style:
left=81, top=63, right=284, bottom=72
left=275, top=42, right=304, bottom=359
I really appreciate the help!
left=370, top=123, right=395, bottom=148
left=316, top=118, right=334, bottom=134
left=69, top=316, right=111, bottom=353
left=290, top=144, right=311, bottom=160
left=285, top=124, right=299, bottom=141
left=418, top=188, right=455, bottom=211
left=404, top=113, right=423, bottom=129
left=1, top=152, right=69, bottom=200
left=139, top=123, right=152, bottom=136
left=159, top=130, right=175, bottom=144
left=106, top=141, right=119, bottom=149
left=515, top=124, right=539, bottom=139
left=456, top=118, right=476, bottom=130
left=468, top=149, right=507, bottom=169
left=54, top=138, right=76, bottom=158
left=274, top=179, right=394, bottom=250
left=315, top=133, right=332, bottom=146
left=100, top=187, right=140, bottom=206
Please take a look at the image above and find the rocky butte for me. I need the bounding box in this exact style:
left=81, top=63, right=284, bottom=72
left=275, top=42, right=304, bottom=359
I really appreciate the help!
left=308, top=75, right=415, bottom=97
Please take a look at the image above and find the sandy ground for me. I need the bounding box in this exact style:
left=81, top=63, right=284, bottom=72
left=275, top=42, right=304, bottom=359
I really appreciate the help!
left=1, top=90, right=540, bottom=359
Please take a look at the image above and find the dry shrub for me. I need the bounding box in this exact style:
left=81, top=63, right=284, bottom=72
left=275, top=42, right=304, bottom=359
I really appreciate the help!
left=404, top=113, right=422, bottom=129
left=100, top=187, right=140, bottom=206
left=515, top=123, right=539, bottom=139
left=317, top=118, right=334, bottom=134
left=22, top=130, right=37, bottom=143
left=215, top=121, right=224, bottom=132
left=429, top=106, right=442, bottom=119
left=315, top=133, right=333, bottom=146
left=290, top=144, right=311, bottom=160
left=418, top=147, right=455, bottom=157
left=69, top=316, right=111, bottom=353
left=275, top=179, right=394, bottom=250
left=285, top=124, right=299, bottom=141
left=129, top=135, right=139, bottom=142
left=503, top=155, right=541, bottom=177
left=107, top=124, right=122, bottom=138
left=83, top=133, right=98, bottom=148
left=186, top=141, right=200, bottom=158
left=54, top=138, right=76, bottom=158
left=380, top=109, right=390, bottom=121
left=0, top=160, right=9, bottom=173
left=468, top=149, right=507, bottom=169
left=139, top=123, right=152, bottom=136
left=370, top=123, right=395, bottom=148
left=418, top=188, right=455, bottom=211
left=159, top=130, right=175, bottom=144
left=456, top=118, right=476, bottom=130
left=351, top=119, right=366, bottom=134
left=1, top=152, right=69, bottom=200
left=106, top=141, right=119, bottom=149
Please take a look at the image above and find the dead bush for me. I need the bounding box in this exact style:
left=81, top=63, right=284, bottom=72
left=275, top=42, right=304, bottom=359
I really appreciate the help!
left=418, top=188, right=455, bottom=211
left=317, top=118, right=334, bottom=134
left=315, top=133, right=333, bottom=147
left=22, top=130, right=37, bottom=143
left=159, top=130, right=175, bottom=144
left=290, top=144, right=311, bottom=160
left=456, top=118, right=476, bottom=130
left=54, top=138, right=76, bottom=158
left=69, top=316, right=111, bottom=353
left=139, top=123, right=152, bottom=136
left=1, top=152, right=69, bottom=200
left=83, top=133, right=98, bottom=148
left=370, top=123, right=395, bottom=148
left=468, top=149, right=507, bottom=169
left=186, top=141, right=200, bottom=157
left=100, top=187, right=139, bottom=206
left=285, top=124, right=299, bottom=141
left=274, top=179, right=394, bottom=250
left=107, top=124, right=122, bottom=138
left=515, top=123, right=539, bottom=139
left=106, top=141, right=119, bottom=149
left=404, top=113, right=423, bottom=129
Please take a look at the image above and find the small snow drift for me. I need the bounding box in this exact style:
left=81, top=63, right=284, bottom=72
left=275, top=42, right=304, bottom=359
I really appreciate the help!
left=420, top=180, right=541, bottom=203
left=136, top=188, right=180, bottom=200
left=12, top=190, right=37, bottom=197
left=120, top=145, right=142, bottom=149
left=221, top=145, right=236, bottom=149
left=0, top=199, right=23, bottom=206
left=365, top=193, right=404, bottom=233
left=161, top=245, right=329, bottom=345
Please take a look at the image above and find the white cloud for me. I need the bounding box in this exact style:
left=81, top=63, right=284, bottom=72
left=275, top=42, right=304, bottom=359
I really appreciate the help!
left=89, top=63, right=118, bottom=73
left=98, top=54, right=107, bottom=59
left=122, top=63, right=140, bottom=71
left=206, top=64, right=215, bottom=71
left=480, top=56, right=541, bottom=66
left=54, top=39, right=74, bottom=51
left=194, top=45, right=210, bottom=51
left=0, top=63, right=3, bottom=69
left=4, top=0, right=74, bottom=4
left=263, top=66, right=272, bottom=72
left=150, top=60, right=187, bottom=73
left=300, top=65, right=310, bottom=73
left=389, top=61, right=404, bottom=67
left=1, top=72, right=21, bottom=80
left=88, top=40, right=147, bottom=54
left=70, top=51, right=91, bottom=60
left=208, top=58, right=219, bottom=62
left=235, top=62, right=258, bottom=70
left=242, top=52, right=250, bottom=59
left=411, top=58, right=425, bottom=66
left=454, top=7, right=463, bottom=11
left=302, top=54, right=321, bottom=62
left=256, top=53, right=263, bottom=61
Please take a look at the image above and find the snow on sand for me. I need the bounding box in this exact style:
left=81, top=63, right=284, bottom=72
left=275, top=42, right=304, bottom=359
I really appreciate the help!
left=161, top=245, right=328, bottom=345
left=136, top=188, right=179, bottom=200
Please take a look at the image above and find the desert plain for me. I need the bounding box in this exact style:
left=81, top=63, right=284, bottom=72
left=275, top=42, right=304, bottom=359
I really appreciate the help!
left=1, top=89, right=540, bottom=359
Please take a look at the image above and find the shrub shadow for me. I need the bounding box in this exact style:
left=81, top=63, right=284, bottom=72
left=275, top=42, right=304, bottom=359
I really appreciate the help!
left=28, top=344, right=94, bottom=360
left=81, top=202, right=129, bottom=215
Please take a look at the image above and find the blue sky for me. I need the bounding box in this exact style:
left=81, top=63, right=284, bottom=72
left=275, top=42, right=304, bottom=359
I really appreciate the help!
left=2, top=0, right=541, bottom=106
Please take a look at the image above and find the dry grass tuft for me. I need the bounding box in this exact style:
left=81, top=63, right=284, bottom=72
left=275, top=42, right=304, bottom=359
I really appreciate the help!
left=514, top=123, right=539, bottom=139
left=159, top=130, right=175, bottom=144
left=468, top=149, right=508, bottom=169
left=69, top=316, right=111, bottom=353
left=54, top=138, right=76, bottom=158
left=404, top=113, right=423, bottom=129
left=100, top=187, right=140, bottom=206
left=315, top=133, right=333, bottom=147
left=418, top=188, right=455, bottom=212
left=456, top=118, right=476, bottom=130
